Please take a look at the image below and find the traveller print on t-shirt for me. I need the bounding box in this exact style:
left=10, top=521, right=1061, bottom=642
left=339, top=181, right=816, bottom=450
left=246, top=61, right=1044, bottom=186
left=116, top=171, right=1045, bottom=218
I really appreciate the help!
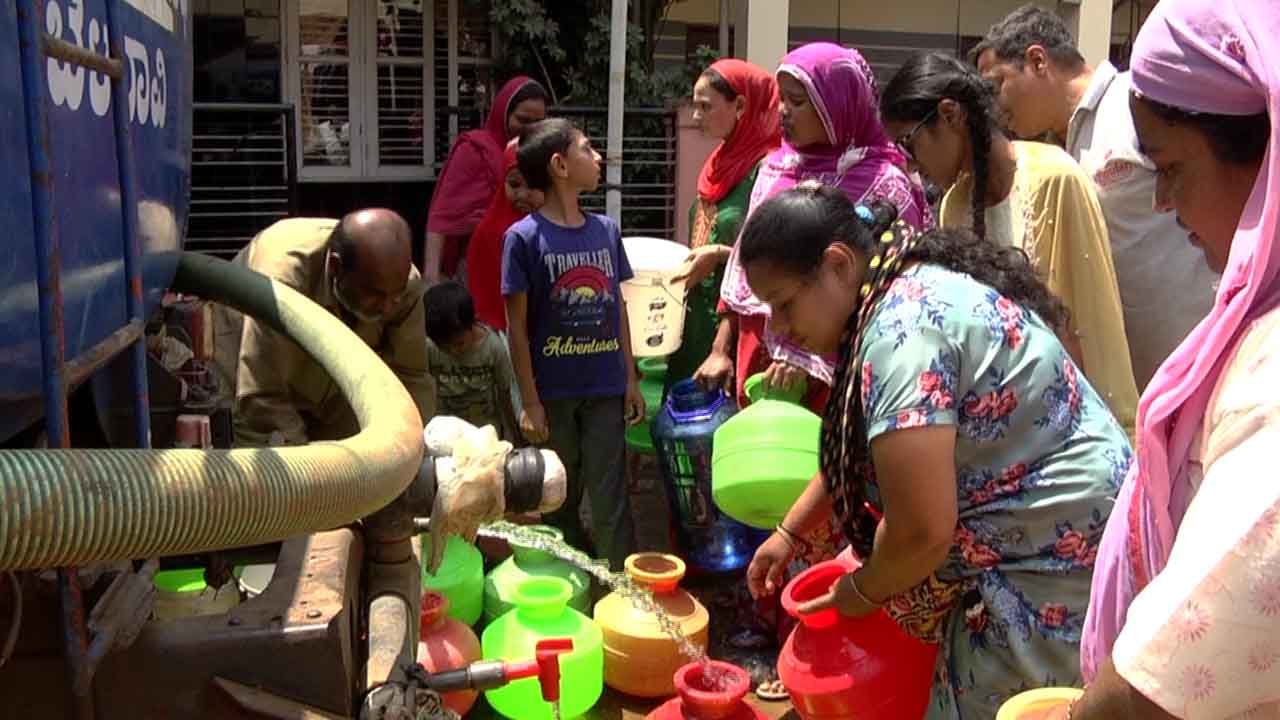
left=500, top=213, right=633, bottom=400
left=542, top=248, right=622, bottom=357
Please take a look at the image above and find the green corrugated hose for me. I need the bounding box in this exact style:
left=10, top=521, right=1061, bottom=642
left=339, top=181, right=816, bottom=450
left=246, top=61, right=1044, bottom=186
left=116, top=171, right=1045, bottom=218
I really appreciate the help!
left=0, top=252, right=424, bottom=571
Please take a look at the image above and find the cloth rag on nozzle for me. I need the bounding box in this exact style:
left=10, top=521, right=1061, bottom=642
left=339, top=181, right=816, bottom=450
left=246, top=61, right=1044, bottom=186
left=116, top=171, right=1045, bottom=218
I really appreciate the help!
left=421, top=417, right=569, bottom=573
left=424, top=417, right=511, bottom=573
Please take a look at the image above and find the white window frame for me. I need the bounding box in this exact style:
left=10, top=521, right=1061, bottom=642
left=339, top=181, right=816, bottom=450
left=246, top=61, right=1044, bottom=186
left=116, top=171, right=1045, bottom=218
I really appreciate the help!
left=283, top=0, right=437, bottom=182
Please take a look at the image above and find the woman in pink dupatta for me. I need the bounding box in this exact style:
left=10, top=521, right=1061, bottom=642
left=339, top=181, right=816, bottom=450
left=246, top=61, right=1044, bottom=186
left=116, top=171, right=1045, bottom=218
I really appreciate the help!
left=704, top=43, right=930, bottom=412
left=1054, top=1, right=1279, bottom=718
left=424, top=76, right=548, bottom=284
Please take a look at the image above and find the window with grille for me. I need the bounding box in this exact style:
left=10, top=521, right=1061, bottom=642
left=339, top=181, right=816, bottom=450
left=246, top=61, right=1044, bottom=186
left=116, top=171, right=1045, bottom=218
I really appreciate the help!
left=432, top=0, right=495, bottom=171
left=285, top=0, right=435, bottom=180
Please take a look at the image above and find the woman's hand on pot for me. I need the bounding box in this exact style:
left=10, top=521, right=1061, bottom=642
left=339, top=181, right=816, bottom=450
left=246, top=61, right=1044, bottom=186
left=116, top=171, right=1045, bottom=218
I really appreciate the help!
left=746, top=532, right=795, bottom=599
left=763, top=361, right=807, bottom=395
left=693, top=351, right=735, bottom=395
left=795, top=571, right=880, bottom=619
left=670, top=245, right=729, bottom=288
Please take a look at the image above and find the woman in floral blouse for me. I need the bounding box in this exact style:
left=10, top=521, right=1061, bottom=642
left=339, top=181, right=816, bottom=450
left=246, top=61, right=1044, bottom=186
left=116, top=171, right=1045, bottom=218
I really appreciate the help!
left=743, top=184, right=1130, bottom=719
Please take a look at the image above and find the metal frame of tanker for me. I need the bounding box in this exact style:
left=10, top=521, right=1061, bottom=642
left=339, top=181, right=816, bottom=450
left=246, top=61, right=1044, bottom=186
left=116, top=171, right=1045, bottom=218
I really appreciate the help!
left=1, top=2, right=430, bottom=717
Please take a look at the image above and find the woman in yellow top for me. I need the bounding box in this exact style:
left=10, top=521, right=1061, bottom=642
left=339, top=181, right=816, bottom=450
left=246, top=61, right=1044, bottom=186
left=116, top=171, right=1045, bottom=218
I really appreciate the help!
left=880, top=52, right=1138, bottom=436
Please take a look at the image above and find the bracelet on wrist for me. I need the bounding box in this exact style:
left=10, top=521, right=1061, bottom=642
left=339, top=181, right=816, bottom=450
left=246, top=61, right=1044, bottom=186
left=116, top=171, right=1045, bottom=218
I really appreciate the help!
left=773, top=530, right=799, bottom=555
left=849, top=570, right=884, bottom=608
left=775, top=524, right=808, bottom=556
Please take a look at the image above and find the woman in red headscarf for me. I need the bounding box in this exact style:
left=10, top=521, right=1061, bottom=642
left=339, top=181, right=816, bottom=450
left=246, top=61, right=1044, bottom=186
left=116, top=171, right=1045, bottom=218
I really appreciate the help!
left=666, top=59, right=781, bottom=390
left=424, top=76, right=548, bottom=284
left=465, top=138, right=545, bottom=332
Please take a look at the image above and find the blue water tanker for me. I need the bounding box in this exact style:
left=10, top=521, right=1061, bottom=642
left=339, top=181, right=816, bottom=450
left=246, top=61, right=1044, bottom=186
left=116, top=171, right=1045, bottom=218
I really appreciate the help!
left=0, top=0, right=191, bottom=444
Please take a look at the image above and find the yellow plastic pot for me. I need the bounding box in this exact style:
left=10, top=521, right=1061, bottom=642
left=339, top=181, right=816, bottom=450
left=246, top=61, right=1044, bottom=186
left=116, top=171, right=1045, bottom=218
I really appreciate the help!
left=997, top=688, right=1084, bottom=720
left=594, top=553, right=709, bottom=698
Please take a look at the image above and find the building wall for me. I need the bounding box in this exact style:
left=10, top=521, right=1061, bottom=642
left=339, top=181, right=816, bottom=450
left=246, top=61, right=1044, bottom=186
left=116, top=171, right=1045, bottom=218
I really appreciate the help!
left=662, top=0, right=1152, bottom=81
left=666, top=0, right=1054, bottom=37
left=658, top=0, right=1060, bottom=84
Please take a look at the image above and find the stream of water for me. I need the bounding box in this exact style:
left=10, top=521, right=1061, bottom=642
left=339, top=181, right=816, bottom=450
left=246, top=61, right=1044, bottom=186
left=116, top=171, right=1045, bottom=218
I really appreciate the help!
left=478, top=521, right=720, bottom=683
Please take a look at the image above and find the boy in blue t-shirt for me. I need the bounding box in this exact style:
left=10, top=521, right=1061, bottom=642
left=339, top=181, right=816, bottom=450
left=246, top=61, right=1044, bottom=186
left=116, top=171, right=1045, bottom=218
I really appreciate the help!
left=501, top=118, right=643, bottom=570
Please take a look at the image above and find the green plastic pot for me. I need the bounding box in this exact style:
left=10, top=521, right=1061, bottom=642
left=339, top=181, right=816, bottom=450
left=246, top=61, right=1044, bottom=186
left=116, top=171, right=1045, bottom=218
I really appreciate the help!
left=154, top=566, right=244, bottom=593
left=625, top=357, right=668, bottom=454
left=421, top=534, right=484, bottom=626
left=711, top=373, right=821, bottom=529
left=482, top=577, right=604, bottom=720
left=153, top=567, right=243, bottom=621
left=483, top=525, right=592, bottom=625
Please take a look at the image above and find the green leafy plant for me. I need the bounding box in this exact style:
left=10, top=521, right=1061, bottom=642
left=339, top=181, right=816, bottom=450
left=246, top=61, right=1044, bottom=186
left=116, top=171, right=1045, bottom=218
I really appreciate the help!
left=485, top=0, right=723, bottom=236
left=487, top=0, right=567, bottom=104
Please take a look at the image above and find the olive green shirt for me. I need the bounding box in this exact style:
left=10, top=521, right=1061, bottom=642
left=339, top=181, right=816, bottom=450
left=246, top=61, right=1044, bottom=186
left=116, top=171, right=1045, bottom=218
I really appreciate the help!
left=214, top=218, right=435, bottom=446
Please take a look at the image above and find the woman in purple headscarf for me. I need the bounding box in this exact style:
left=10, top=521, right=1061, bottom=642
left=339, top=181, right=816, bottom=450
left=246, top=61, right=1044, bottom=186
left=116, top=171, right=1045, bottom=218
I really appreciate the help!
left=696, top=43, right=930, bottom=413
left=1035, top=0, right=1279, bottom=718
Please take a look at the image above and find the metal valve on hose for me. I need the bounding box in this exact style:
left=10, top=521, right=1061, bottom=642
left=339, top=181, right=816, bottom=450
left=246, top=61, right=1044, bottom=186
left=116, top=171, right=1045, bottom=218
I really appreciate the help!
left=408, top=417, right=568, bottom=574
left=411, top=445, right=567, bottom=518
left=362, top=639, right=575, bottom=720
left=409, top=637, right=574, bottom=701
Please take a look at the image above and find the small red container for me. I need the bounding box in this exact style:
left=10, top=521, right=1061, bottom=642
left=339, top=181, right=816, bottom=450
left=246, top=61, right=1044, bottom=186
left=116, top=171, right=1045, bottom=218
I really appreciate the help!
left=417, top=591, right=483, bottom=715
left=777, top=556, right=938, bottom=719
left=646, top=661, right=770, bottom=720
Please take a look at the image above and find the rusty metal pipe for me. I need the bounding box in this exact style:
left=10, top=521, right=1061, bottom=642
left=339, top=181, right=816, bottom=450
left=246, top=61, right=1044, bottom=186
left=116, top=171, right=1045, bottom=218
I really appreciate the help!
left=0, top=252, right=423, bottom=570
left=364, top=551, right=421, bottom=695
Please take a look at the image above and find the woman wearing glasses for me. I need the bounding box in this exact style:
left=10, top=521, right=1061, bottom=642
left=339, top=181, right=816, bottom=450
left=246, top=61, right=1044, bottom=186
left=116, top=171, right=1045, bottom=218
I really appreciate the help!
left=702, top=42, right=930, bottom=412
left=880, top=53, right=1138, bottom=438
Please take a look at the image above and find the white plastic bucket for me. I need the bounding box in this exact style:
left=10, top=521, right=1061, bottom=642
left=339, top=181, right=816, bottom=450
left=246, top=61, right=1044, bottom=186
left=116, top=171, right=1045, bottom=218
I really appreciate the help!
left=239, top=563, right=276, bottom=598
left=621, top=237, right=689, bottom=358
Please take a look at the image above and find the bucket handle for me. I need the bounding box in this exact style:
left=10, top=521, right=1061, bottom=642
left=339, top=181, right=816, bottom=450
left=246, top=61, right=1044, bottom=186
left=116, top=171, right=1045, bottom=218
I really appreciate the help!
left=630, top=273, right=691, bottom=313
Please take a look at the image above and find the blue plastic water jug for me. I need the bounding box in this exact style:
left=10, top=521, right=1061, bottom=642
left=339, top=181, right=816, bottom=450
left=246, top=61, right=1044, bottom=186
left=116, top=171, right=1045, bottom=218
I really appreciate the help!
left=652, top=380, right=768, bottom=573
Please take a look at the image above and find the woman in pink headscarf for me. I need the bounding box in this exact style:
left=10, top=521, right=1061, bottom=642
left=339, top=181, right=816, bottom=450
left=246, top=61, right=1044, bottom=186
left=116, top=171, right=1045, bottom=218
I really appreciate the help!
left=424, top=76, right=548, bottom=284
left=1048, top=0, right=1278, bottom=718
left=700, top=43, right=930, bottom=412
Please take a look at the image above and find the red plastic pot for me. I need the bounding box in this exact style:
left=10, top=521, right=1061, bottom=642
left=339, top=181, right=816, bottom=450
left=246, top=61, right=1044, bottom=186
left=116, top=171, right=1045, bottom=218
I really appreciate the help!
left=646, top=661, right=770, bottom=720
left=417, top=591, right=483, bottom=715
left=777, top=556, right=938, bottom=719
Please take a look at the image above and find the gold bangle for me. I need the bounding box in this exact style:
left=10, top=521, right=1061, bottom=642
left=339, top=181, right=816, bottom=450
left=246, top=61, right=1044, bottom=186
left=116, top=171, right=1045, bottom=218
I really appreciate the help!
left=848, top=571, right=884, bottom=608
left=776, top=524, right=809, bottom=555
left=772, top=527, right=799, bottom=554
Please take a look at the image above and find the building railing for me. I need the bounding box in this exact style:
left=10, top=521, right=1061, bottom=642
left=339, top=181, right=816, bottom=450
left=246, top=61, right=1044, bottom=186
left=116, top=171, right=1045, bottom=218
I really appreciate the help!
left=444, top=104, right=679, bottom=240
left=187, top=103, right=298, bottom=259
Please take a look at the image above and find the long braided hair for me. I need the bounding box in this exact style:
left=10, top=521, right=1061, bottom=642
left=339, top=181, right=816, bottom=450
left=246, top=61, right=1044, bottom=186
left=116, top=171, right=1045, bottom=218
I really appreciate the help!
left=880, top=52, right=1000, bottom=240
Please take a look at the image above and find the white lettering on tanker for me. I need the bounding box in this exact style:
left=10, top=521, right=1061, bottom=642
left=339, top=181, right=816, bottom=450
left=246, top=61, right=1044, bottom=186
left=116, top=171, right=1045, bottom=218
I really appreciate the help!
left=86, top=6, right=111, bottom=115
left=45, top=0, right=86, bottom=111
left=45, top=0, right=168, bottom=130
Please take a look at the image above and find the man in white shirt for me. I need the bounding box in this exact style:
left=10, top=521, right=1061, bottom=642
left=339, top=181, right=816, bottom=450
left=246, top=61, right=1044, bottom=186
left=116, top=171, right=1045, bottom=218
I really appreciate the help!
left=972, top=5, right=1217, bottom=390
